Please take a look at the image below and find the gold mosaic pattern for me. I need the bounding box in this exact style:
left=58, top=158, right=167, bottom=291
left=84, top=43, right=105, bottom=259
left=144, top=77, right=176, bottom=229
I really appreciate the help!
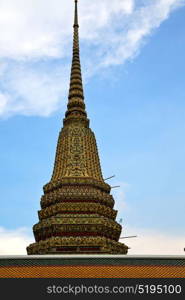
left=33, top=216, right=121, bottom=231
left=51, top=127, right=104, bottom=180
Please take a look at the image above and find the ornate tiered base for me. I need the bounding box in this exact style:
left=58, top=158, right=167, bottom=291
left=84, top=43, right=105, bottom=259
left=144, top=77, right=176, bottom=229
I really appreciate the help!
left=27, top=177, right=128, bottom=255
left=27, top=236, right=128, bottom=255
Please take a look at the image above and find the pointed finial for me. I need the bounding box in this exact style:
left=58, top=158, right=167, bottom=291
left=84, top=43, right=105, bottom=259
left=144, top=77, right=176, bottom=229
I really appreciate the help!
left=74, top=0, right=79, bottom=27
left=63, top=0, right=88, bottom=126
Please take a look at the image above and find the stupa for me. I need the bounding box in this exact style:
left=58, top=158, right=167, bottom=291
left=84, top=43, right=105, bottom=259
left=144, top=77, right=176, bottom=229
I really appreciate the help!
left=27, top=0, right=128, bottom=255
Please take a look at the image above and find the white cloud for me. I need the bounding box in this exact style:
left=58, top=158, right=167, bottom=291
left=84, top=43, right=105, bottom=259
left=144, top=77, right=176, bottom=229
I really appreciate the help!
left=0, top=227, right=32, bottom=255
left=0, top=0, right=184, bottom=117
left=121, top=227, right=185, bottom=255
left=0, top=93, right=9, bottom=115
left=0, top=62, right=69, bottom=117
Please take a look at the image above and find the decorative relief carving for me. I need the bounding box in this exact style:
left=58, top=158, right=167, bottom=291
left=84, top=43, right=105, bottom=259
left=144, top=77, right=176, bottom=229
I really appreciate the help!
left=51, top=126, right=103, bottom=181
left=40, top=186, right=114, bottom=209
left=38, top=203, right=117, bottom=220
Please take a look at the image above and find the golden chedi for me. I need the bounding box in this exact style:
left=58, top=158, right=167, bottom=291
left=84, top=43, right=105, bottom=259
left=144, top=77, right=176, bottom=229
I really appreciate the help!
left=27, top=0, right=128, bottom=255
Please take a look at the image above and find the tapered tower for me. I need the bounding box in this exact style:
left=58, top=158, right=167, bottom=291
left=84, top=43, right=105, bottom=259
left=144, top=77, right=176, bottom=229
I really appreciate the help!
left=27, top=0, right=128, bottom=255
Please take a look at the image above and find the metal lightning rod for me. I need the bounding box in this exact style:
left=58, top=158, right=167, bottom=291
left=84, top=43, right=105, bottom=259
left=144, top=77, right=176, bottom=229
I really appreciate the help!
left=104, top=175, right=116, bottom=181
left=111, top=186, right=120, bottom=189
left=120, top=236, right=137, bottom=239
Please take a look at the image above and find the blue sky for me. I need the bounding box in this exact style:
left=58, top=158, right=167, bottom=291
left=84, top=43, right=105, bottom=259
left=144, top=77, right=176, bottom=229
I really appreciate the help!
left=0, top=0, right=185, bottom=255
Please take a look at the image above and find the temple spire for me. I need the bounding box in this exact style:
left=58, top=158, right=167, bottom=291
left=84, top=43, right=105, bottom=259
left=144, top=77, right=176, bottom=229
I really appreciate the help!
left=26, top=0, right=128, bottom=256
